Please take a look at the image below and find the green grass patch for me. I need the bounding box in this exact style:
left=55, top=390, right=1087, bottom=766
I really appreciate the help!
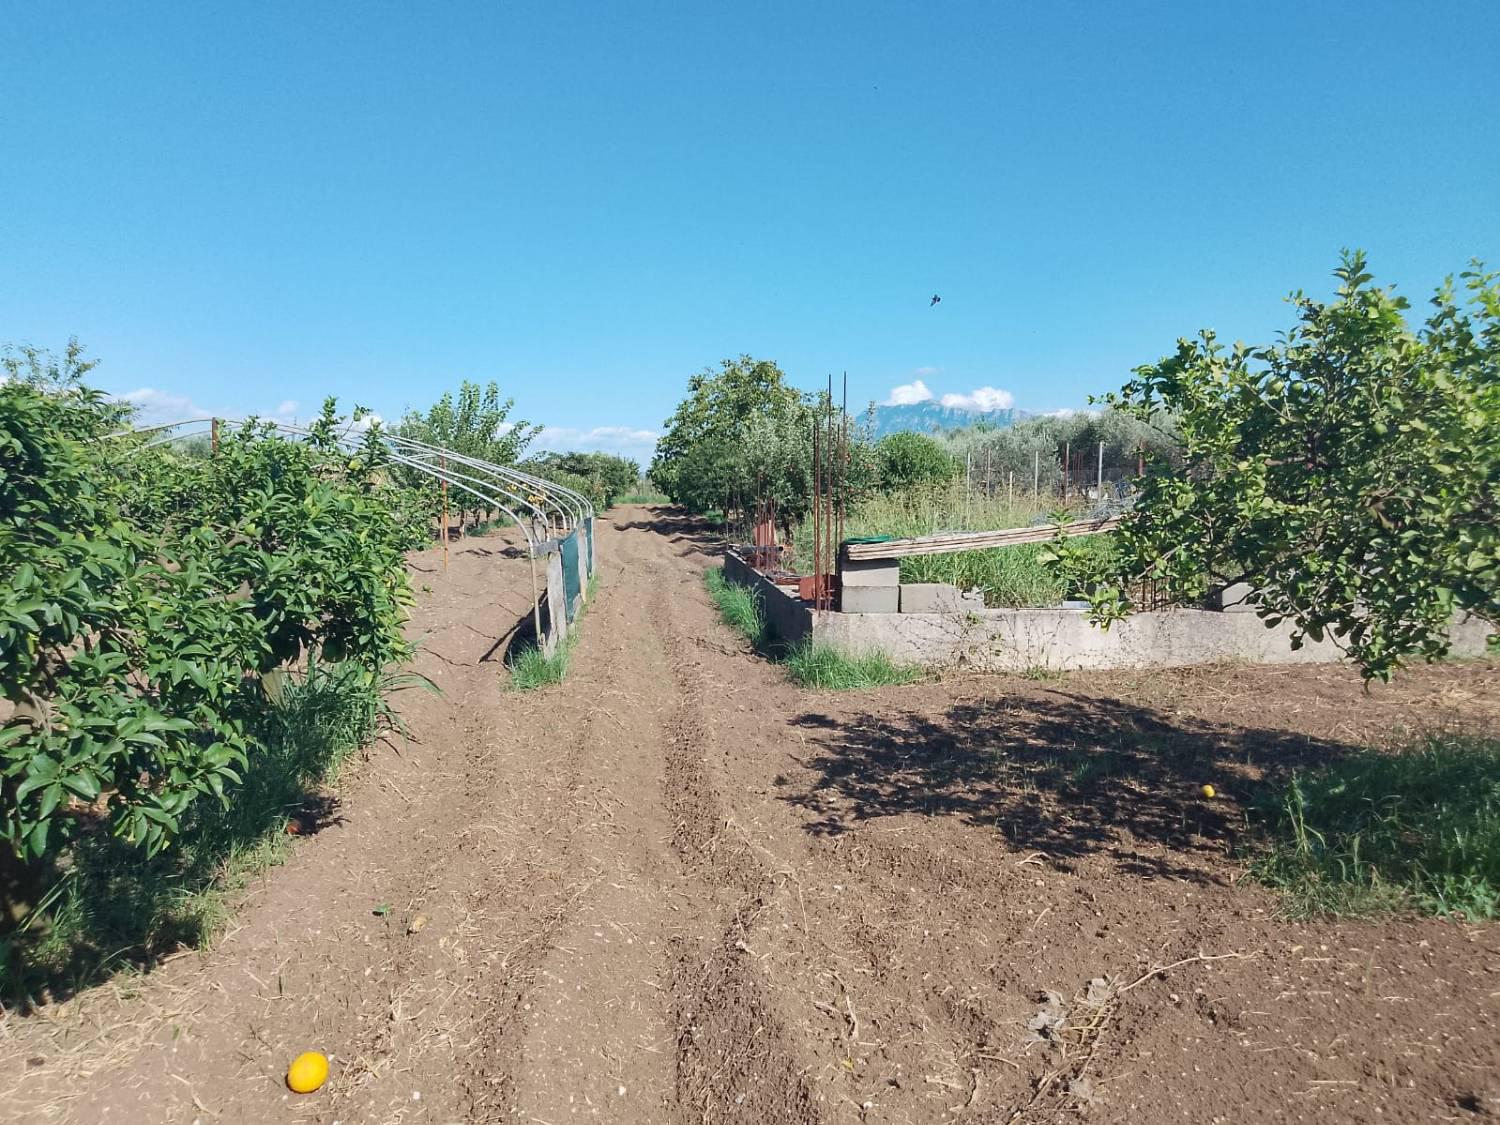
left=704, top=569, right=921, bottom=690
left=616, top=492, right=670, bottom=505
left=1249, top=733, right=1500, bottom=919
left=782, top=641, right=922, bottom=690
left=2, top=660, right=412, bottom=1003
left=508, top=640, right=572, bottom=689
left=704, top=568, right=767, bottom=646
left=507, top=576, right=597, bottom=691
left=788, top=483, right=1109, bottom=608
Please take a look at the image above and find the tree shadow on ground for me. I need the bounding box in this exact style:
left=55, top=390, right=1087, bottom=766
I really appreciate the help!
left=783, top=691, right=1361, bottom=882
left=615, top=508, right=726, bottom=556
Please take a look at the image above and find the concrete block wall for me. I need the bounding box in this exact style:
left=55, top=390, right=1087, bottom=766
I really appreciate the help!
left=720, top=549, right=1495, bottom=673
left=899, top=584, right=986, bottom=615
left=721, top=550, right=813, bottom=648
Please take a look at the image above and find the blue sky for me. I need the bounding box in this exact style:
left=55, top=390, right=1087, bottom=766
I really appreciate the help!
left=4, top=1, right=1498, bottom=465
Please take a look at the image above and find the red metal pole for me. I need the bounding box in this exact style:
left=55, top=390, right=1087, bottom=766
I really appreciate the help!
left=812, top=418, right=820, bottom=605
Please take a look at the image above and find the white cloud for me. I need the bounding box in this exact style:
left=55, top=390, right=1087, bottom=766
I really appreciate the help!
left=116, top=388, right=320, bottom=430
left=118, top=387, right=215, bottom=426
left=535, top=424, right=661, bottom=463
left=882, top=378, right=935, bottom=406
left=939, top=386, right=1015, bottom=412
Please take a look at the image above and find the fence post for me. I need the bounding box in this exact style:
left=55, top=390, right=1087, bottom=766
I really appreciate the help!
left=1097, top=441, right=1104, bottom=498
left=1063, top=442, right=1069, bottom=503
left=1033, top=449, right=1039, bottom=499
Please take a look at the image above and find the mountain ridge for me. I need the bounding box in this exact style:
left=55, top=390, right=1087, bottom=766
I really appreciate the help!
left=863, top=401, right=1032, bottom=439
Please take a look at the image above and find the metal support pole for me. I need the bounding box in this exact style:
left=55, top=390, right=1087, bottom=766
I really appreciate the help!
left=1063, top=442, right=1070, bottom=503
left=1033, top=449, right=1039, bottom=498
left=211, top=417, right=220, bottom=454
left=440, top=455, right=450, bottom=570
left=812, top=417, right=820, bottom=606
left=1097, top=441, right=1105, bottom=498
left=839, top=372, right=847, bottom=556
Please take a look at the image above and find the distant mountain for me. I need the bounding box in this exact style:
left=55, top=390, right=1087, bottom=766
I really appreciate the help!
left=865, top=402, right=1031, bottom=439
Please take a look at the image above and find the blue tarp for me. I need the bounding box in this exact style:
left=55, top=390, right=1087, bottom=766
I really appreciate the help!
left=560, top=529, right=582, bottom=621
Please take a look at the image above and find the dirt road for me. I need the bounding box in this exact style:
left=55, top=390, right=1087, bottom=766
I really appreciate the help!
left=3, top=507, right=1497, bottom=1123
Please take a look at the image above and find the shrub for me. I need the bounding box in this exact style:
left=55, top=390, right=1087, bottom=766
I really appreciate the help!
left=876, top=431, right=956, bottom=494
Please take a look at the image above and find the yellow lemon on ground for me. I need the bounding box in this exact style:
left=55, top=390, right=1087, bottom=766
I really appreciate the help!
left=287, top=1051, right=329, bottom=1094
left=1201, top=784, right=1217, bottom=799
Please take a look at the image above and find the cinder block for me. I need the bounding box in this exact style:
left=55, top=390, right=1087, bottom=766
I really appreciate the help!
left=839, top=557, right=901, bottom=587
left=1207, top=582, right=1257, bottom=612
left=839, top=585, right=900, bottom=614
left=900, top=583, right=984, bottom=614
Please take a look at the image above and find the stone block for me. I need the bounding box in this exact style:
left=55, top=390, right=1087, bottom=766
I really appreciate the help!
left=840, top=585, right=900, bottom=614
left=899, top=583, right=984, bottom=614
left=839, top=557, right=901, bottom=587
left=1207, top=582, right=1256, bottom=612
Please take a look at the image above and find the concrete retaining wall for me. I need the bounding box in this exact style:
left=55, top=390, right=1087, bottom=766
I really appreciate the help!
left=722, top=549, right=813, bottom=648
left=720, top=549, right=1494, bottom=672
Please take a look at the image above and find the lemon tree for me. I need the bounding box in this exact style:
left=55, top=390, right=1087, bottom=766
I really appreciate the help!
left=1050, top=252, right=1499, bottom=680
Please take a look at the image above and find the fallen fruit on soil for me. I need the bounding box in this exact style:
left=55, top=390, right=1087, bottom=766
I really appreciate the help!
left=1201, top=784, right=1216, bottom=798
left=286, top=1051, right=329, bottom=1093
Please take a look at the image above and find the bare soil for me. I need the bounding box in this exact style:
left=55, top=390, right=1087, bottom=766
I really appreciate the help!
left=2, top=506, right=1497, bottom=1124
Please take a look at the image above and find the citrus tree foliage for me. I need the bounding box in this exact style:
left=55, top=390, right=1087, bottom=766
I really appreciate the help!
left=651, top=356, right=874, bottom=524
left=525, top=452, right=639, bottom=508
left=875, top=431, right=956, bottom=493
left=2, top=375, right=422, bottom=863
left=1050, top=253, right=1499, bottom=680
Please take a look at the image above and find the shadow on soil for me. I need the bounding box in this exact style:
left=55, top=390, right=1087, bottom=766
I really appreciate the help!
left=614, top=507, right=726, bottom=556
left=783, top=690, right=1361, bottom=883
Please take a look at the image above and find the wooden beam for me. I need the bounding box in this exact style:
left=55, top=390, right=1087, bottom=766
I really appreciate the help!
left=841, top=516, right=1122, bottom=562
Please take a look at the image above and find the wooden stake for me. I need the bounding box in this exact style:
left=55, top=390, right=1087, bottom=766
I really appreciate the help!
left=529, top=551, right=543, bottom=653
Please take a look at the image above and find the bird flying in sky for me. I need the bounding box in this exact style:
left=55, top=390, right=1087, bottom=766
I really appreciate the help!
left=930, top=294, right=941, bottom=306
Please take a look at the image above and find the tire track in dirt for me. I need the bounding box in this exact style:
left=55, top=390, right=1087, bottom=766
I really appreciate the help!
left=503, top=546, right=691, bottom=1124
left=637, top=533, right=822, bottom=1125
left=636, top=521, right=1047, bottom=1122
